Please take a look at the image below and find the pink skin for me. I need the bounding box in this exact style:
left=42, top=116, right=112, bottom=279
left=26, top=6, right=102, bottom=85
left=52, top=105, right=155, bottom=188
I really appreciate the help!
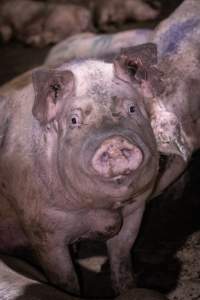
left=92, top=136, right=143, bottom=178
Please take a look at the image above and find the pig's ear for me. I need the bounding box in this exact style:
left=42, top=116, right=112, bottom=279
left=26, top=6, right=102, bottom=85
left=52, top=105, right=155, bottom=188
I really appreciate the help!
left=32, top=68, right=74, bottom=124
left=114, top=44, right=191, bottom=161
left=114, top=43, right=164, bottom=97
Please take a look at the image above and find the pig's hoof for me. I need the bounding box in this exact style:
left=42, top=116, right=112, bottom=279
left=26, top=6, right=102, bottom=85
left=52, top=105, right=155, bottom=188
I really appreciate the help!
left=61, top=276, right=80, bottom=295
left=48, top=273, right=80, bottom=295
left=111, top=263, right=136, bottom=294
left=112, top=275, right=136, bottom=295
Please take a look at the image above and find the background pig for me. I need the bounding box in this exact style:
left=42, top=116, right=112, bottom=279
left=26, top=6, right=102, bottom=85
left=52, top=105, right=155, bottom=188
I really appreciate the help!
left=0, top=0, right=159, bottom=46
left=0, top=0, right=92, bottom=47
left=149, top=0, right=200, bottom=195
left=0, top=0, right=200, bottom=297
left=94, top=0, right=159, bottom=32
left=45, top=29, right=153, bottom=65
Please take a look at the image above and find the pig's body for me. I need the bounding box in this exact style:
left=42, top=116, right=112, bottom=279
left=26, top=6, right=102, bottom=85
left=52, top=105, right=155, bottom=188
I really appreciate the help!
left=0, top=0, right=92, bottom=47
left=149, top=0, right=200, bottom=193
left=0, top=0, right=200, bottom=296
left=154, top=0, right=200, bottom=151
left=0, top=59, right=158, bottom=294
left=45, top=29, right=153, bottom=66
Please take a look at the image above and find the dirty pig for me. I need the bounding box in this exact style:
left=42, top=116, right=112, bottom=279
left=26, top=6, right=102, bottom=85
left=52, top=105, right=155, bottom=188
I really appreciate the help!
left=0, top=46, right=160, bottom=295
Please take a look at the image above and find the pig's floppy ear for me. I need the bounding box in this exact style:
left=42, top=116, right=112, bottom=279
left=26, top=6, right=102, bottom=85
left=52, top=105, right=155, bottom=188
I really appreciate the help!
left=114, top=43, right=164, bottom=97
left=32, top=68, right=74, bottom=124
left=114, top=44, right=191, bottom=161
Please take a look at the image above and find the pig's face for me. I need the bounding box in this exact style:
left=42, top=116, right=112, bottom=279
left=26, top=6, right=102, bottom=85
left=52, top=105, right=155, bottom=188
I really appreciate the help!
left=32, top=44, right=160, bottom=208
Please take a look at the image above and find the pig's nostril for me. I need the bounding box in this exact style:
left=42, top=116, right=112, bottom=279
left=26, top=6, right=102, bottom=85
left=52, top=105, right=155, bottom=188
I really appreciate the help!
left=92, top=136, right=143, bottom=178
left=101, top=151, right=109, bottom=162
left=122, top=149, right=132, bottom=159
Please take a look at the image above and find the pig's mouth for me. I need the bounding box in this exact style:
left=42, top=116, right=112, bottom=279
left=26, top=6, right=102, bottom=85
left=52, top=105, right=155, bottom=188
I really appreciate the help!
left=91, top=136, right=143, bottom=179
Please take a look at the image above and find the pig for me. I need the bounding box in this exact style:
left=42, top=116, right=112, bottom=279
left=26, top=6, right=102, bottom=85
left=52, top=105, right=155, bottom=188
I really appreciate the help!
left=167, top=231, right=200, bottom=300
left=0, top=254, right=169, bottom=300
left=45, top=29, right=153, bottom=65
left=94, top=0, right=160, bottom=32
left=148, top=0, right=200, bottom=194
left=0, top=0, right=92, bottom=47
left=0, top=0, right=157, bottom=47
left=0, top=0, right=200, bottom=296
left=0, top=44, right=160, bottom=294
left=22, top=3, right=92, bottom=47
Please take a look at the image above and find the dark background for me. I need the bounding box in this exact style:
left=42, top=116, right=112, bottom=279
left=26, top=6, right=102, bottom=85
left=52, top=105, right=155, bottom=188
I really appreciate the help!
left=0, top=0, right=183, bottom=85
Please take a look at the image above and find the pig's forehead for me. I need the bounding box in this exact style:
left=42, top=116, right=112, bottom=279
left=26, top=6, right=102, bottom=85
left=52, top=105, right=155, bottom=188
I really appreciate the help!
left=58, top=60, right=121, bottom=99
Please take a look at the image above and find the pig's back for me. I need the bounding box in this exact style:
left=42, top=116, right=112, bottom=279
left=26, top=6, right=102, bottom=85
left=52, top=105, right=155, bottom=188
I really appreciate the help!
left=152, top=0, right=200, bottom=60
left=151, top=0, right=200, bottom=150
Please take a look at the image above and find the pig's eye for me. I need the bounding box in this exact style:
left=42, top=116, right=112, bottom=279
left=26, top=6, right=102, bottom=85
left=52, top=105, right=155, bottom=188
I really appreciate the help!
left=69, top=110, right=82, bottom=128
left=70, top=115, right=79, bottom=126
left=71, top=117, right=78, bottom=124
left=129, top=105, right=135, bottom=114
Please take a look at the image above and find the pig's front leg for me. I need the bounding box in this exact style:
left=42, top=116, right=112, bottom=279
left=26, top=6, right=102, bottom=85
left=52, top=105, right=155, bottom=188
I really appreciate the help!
left=26, top=209, right=80, bottom=295
left=26, top=207, right=122, bottom=294
left=107, top=201, right=146, bottom=294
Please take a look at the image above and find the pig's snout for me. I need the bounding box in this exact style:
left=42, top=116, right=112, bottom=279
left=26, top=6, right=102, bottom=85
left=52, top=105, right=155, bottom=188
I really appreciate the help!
left=92, top=136, right=143, bottom=178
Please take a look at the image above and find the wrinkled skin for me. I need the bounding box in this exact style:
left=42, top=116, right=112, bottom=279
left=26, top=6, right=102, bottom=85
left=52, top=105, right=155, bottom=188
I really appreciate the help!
left=0, top=46, right=159, bottom=294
